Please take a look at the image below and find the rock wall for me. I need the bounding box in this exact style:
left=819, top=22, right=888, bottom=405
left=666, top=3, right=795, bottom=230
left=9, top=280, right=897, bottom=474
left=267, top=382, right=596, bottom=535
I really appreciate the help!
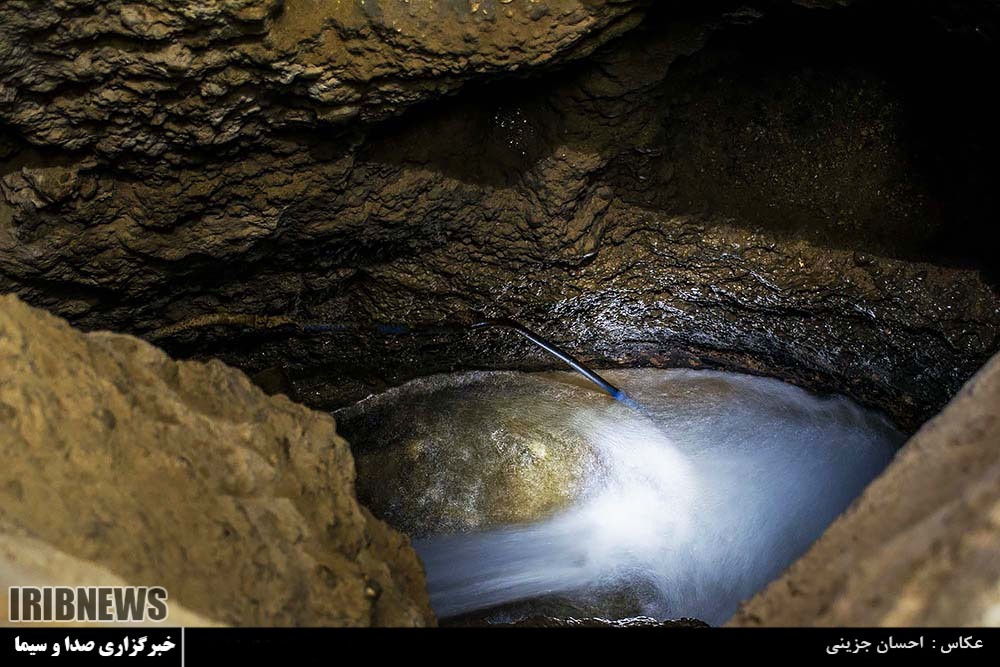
left=1, top=0, right=998, bottom=433
left=731, top=350, right=1000, bottom=627
left=2, top=1, right=1000, bottom=628
left=0, top=0, right=647, bottom=157
left=0, top=294, right=434, bottom=627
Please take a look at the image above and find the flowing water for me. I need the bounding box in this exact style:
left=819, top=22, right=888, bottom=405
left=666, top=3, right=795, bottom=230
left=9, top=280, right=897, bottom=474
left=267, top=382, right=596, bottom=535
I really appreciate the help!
left=336, top=369, right=903, bottom=625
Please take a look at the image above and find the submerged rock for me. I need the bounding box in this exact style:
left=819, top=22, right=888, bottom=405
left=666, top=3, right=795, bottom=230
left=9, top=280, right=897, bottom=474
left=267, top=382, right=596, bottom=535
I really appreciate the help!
left=339, top=367, right=901, bottom=624
left=0, top=294, right=433, bottom=627
left=338, top=372, right=606, bottom=537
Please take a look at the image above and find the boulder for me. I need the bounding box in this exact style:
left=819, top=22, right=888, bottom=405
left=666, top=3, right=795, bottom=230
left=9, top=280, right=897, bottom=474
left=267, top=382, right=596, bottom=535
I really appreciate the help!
left=0, top=294, right=434, bottom=626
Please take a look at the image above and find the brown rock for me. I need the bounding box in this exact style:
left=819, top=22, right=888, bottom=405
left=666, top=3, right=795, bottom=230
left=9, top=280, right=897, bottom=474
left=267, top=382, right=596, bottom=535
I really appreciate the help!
left=2, top=2, right=997, bottom=436
left=0, top=0, right=647, bottom=158
left=729, top=351, right=1000, bottom=627
left=0, top=294, right=434, bottom=627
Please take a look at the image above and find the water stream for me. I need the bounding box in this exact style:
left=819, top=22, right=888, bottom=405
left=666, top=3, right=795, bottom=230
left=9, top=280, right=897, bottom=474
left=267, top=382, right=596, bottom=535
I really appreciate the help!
left=336, top=369, right=902, bottom=625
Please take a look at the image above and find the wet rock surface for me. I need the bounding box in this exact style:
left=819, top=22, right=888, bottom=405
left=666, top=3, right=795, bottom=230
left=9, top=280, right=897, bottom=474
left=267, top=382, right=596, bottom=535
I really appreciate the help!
left=730, top=350, right=1000, bottom=627
left=340, top=368, right=900, bottom=624
left=1, top=1, right=999, bottom=432
left=338, top=371, right=603, bottom=538
left=0, top=0, right=647, bottom=157
left=0, top=294, right=434, bottom=627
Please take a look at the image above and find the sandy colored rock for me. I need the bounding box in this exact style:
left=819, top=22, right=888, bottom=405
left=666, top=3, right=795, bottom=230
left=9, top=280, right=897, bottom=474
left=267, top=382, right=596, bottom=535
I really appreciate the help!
left=0, top=519, right=219, bottom=627
left=339, top=371, right=607, bottom=537
left=730, top=351, right=1000, bottom=627
left=0, top=294, right=434, bottom=627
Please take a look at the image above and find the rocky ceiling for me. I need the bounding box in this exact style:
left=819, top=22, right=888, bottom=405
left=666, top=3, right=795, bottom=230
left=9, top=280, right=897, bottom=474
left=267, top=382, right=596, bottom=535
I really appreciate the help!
left=2, top=0, right=999, bottom=431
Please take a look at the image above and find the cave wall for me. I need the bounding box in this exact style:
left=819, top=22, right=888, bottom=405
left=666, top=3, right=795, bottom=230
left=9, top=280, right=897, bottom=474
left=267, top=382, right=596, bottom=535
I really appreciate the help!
left=2, top=0, right=999, bottom=430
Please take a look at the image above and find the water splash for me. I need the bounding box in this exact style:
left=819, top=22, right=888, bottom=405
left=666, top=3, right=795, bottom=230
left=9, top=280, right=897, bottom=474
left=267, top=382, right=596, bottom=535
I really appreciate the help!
left=337, top=369, right=902, bottom=625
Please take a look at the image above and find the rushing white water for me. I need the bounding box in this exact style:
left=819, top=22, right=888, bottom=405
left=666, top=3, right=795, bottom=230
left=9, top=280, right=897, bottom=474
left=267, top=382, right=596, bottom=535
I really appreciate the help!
left=337, top=369, right=902, bottom=625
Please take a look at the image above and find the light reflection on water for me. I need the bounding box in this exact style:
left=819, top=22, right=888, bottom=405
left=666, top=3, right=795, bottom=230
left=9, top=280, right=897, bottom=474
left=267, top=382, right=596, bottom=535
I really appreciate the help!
left=336, top=369, right=902, bottom=625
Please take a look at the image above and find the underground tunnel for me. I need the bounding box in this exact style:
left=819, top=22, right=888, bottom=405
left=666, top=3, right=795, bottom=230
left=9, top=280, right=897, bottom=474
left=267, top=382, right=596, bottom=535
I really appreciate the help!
left=1, top=0, right=999, bottom=632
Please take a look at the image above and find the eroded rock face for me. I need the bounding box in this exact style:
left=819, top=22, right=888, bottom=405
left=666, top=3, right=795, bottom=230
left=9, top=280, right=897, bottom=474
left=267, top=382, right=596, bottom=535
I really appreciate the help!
left=0, top=294, right=434, bottom=627
left=730, top=350, right=1000, bottom=627
left=0, top=0, right=998, bottom=435
left=0, top=0, right=647, bottom=157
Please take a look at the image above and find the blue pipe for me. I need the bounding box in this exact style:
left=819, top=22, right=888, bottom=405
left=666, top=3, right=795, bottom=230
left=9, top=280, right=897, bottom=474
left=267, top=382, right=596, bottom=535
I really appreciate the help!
left=300, top=316, right=632, bottom=404
left=469, top=318, right=630, bottom=403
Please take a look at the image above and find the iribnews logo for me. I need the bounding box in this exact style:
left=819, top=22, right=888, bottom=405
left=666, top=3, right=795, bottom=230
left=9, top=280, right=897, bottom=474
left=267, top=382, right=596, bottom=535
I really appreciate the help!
left=8, top=587, right=169, bottom=623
